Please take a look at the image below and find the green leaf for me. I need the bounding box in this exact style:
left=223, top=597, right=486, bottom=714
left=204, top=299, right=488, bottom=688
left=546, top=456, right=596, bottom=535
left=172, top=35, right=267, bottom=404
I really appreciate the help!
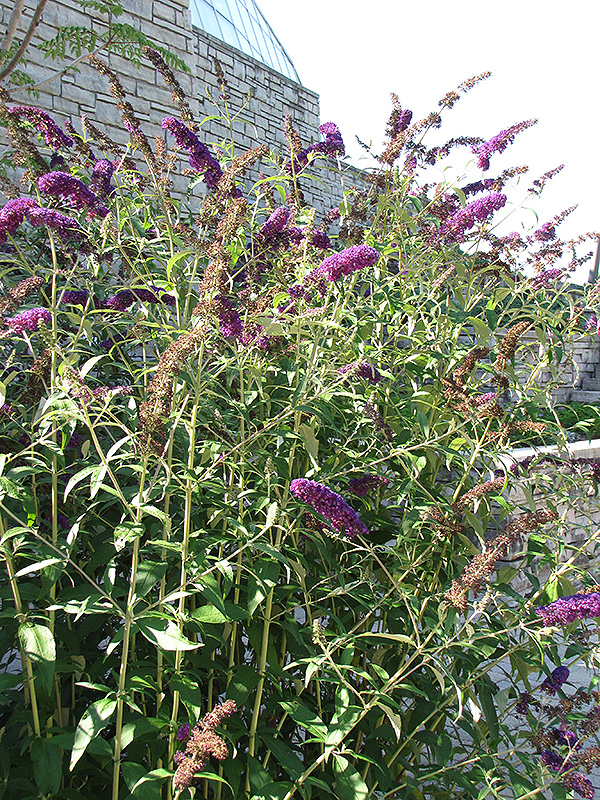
left=226, top=664, right=261, bottom=705
left=192, top=605, right=228, bottom=624
left=250, top=782, right=294, bottom=800
left=247, top=559, right=280, bottom=615
left=64, top=465, right=100, bottom=501
left=18, top=621, right=56, bottom=698
left=70, top=696, right=117, bottom=770
left=261, top=736, right=304, bottom=780
left=279, top=701, right=327, bottom=741
left=30, top=738, right=62, bottom=794
left=333, top=754, right=369, bottom=800
left=136, top=615, right=201, bottom=651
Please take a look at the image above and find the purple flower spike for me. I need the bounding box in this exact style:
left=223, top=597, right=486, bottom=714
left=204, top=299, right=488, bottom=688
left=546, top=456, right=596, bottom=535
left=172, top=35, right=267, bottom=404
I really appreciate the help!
left=585, top=315, right=600, bottom=334
left=61, top=290, right=89, bottom=306
left=347, top=474, right=389, bottom=498
left=337, top=361, right=382, bottom=385
left=536, top=591, right=600, bottom=626
left=531, top=268, right=563, bottom=289
left=9, top=106, right=73, bottom=149
left=534, top=222, right=557, bottom=242
left=106, top=290, right=135, bottom=311
left=540, top=665, right=570, bottom=694
left=318, top=121, right=345, bottom=158
left=259, top=208, right=290, bottom=241
left=7, top=307, right=51, bottom=334
left=176, top=723, right=191, bottom=742
left=290, top=478, right=369, bottom=540
left=218, top=297, right=242, bottom=339
left=474, top=120, right=536, bottom=171
left=541, top=750, right=564, bottom=771
left=308, top=245, right=379, bottom=284
left=38, top=171, right=107, bottom=217
left=442, top=193, right=507, bottom=242
left=162, top=117, right=222, bottom=189
left=91, top=159, right=115, bottom=198
left=25, top=206, right=86, bottom=243
left=0, top=198, right=38, bottom=242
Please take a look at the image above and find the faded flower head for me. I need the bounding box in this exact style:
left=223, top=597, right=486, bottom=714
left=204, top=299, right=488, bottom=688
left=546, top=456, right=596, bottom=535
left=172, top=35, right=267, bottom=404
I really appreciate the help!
left=347, top=474, right=389, bottom=498
left=337, top=361, right=382, bottom=385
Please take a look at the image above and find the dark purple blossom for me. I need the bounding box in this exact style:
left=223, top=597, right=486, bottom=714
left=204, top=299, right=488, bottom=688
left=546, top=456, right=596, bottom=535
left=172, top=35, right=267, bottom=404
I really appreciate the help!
left=0, top=198, right=38, bottom=242
left=476, top=392, right=497, bottom=405
left=515, top=691, right=538, bottom=715
left=461, top=179, right=496, bottom=197
left=541, top=665, right=570, bottom=694
left=38, top=171, right=108, bottom=217
left=536, top=591, right=600, bottom=626
left=308, top=244, right=379, bottom=283
left=259, top=208, right=290, bottom=241
left=347, top=474, right=389, bottom=498
left=541, top=750, right=564, bottom=771
left=590, top=462, right=600, bottom=482
left=177, top=723, right=191, bottom=742
left=9, top=106, right=73, bottom=149
left=50, top=152, right=66, bottom=170
left=162, top=117, right=222, bottom=189
left=337, top=361, right=382, bottom=385
left=534, top=222, right=557, bottom=242
left=318, top=121, right=345, bottom=157
left=91, top=159, right=115, bottom=198
left=552, top=727, right=580, bottom=749
left=0, top=403, right=13, bottom=416
left=66, top=433, right=83, bottom=449
left=442, top=193, right=507, bottom=242
left=585, top=315, right=599, bottom=334
left=218, top=298, right=242, bottom=339
left=99, top=332, right=130, bottom=350
left=25, top=206, right=86, bottom=243
left=7, top=307, right=51, bottom=334
left=474, top=120, right=536, bottom=171
left=106, top=290, right=135, bottom=311
left=290, top=478, right=369, bottom=540
left=61, top=290, right=89, bottom=306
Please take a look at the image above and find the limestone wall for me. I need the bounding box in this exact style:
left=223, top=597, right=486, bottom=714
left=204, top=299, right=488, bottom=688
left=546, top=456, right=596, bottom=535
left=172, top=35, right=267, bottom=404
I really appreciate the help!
left=0, top=0, right=361, bottom=212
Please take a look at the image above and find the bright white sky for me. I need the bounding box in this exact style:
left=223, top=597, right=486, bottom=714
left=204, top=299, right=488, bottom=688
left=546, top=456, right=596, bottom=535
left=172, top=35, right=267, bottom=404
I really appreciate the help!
left=258, top=0, right=599, bottom=282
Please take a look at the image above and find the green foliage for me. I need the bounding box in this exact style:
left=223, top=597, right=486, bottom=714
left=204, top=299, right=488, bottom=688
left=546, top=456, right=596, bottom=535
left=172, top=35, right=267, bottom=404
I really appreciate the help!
left=0, top=47, right=598, bottom=800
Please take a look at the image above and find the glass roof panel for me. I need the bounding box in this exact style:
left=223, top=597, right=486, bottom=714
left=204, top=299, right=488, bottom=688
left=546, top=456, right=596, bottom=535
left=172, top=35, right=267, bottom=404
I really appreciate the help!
left=190, top=0, right=300, bottom=83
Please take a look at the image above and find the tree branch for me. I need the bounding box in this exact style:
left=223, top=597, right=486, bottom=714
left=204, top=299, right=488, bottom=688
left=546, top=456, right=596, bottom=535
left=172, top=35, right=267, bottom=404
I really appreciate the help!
left=0, top=0, right=49, bottom=83
left=0, top=0, right=28, bottom=55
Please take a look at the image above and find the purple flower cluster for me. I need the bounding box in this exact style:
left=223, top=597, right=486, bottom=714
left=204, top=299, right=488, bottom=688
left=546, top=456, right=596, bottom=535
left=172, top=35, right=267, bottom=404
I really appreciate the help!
left=9, top=106, right=73, bottom=149
left=308, top=244, right=379, bottom=283
left=290, top=478, right=369, bottom=540
left=259, top=208, right=290, bottom=242
left=61, top=290, right=89, bottom=306
left=347, top=474, right=389, bottom=498
left=91, top=159, right=115, bottom=198
left=337, top=361, right=382, bottom=385
left=26, top=206, right=86, bottom=243
left=461, top=178, right=496, bottom=197
left=536, top=591, right=600, bottom=626
left=476, top=392, right=496, bottom=405
left=105, top=287, right=174, bottom=311
left=541, top=750, right=564, bottom=771
left=541, top=665, right=570, bottom=694
left=515, top=691, right=539, bottom=715
left=176, top=723, right=191, bottom=742
left=534, top=221, right=557, bottom=242
left=0, top=198, right=37, bottom=242
left=162, top=117, right=222, bottom=189
left=318, top=121, right=345, bottom=157
left=218, top=298, right=242, bottom=339
left=442, top=193, right=507, bottom=242
left=0, top=403, right=13, bottom=416
left=7, top=307, right=51, bottom=334
left=531, top=268, right=564, bottom=289
left=474, top=119, right=536, bottom=171
left=38, top=172, right=108, bottom=218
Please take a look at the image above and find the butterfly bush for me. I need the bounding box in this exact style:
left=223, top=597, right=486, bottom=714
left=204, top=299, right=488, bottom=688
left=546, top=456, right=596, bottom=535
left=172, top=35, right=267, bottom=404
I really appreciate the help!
left=0, top=55, right=599, bottom=800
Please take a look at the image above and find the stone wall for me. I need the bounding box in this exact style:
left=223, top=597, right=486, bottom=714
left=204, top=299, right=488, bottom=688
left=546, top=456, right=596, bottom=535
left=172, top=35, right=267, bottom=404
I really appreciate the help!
left=0, top=0, right=362, bottom=211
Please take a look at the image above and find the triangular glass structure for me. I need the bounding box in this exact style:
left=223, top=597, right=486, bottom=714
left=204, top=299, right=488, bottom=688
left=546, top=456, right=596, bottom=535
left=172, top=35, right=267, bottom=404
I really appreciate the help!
left=190, top=0, right=300, bottom=83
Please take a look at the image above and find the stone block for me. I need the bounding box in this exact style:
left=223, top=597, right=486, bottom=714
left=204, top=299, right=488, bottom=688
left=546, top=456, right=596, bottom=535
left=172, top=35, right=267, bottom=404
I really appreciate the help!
left=153, top=0, right=176, bottom=24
